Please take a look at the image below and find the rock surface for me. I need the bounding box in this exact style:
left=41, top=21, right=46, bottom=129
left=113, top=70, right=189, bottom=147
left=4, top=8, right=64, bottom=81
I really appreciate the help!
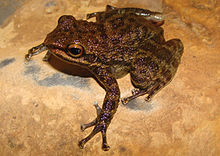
left=0, top=0, right=220, bottom=155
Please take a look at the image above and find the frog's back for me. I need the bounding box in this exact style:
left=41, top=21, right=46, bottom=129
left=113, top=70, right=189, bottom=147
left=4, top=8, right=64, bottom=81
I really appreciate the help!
left=95, top=13, right=165, bottom=63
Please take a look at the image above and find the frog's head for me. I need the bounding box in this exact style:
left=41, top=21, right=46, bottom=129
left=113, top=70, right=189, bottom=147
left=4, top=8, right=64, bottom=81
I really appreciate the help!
left=44, top=15, right=100, bottom=68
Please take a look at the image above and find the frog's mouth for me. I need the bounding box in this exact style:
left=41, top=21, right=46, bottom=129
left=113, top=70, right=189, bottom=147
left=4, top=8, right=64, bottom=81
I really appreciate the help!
left=46, top=46, right=77, bottom=64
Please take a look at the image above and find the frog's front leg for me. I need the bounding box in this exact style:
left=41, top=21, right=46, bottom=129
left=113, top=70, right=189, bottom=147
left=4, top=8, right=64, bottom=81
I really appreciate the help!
left=25, top=43, right=47, bottom=61
left=78, top=66, right=120, bottom=151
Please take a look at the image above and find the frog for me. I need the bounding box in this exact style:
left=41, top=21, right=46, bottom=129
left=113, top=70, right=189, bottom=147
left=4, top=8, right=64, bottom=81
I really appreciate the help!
left=25, top=5, right=184, bottom=151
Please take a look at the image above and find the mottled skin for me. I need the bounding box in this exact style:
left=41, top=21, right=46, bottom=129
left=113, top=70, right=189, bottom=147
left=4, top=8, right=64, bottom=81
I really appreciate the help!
left=25, top=5, right=184, bottom=151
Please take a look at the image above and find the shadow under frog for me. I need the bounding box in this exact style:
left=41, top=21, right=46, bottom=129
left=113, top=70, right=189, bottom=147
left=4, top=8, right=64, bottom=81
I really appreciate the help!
left=24, top=59, right=90, bottom=89
left=25, top=5, right=183, bottom=151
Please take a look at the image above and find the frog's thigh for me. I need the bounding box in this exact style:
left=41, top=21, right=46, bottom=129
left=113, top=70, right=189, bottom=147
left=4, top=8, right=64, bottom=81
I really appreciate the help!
left=130, top=55, right=172, bottom=101
left=130, top=53, right=153, bottom=89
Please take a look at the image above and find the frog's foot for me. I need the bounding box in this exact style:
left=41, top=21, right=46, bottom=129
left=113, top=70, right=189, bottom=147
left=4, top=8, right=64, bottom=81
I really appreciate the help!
left=131, top=88, right=140, bottom=95
left=25, top=43, right=47, bottom=61
left=121, top=86, right=158, bottom=105
left=78, top=103, right=110, bottom=151
left=121, top=89, right=147, bottom=105
left=144, top=91, right=155, bottom=102
left=78, top=124, right=110, bottom=151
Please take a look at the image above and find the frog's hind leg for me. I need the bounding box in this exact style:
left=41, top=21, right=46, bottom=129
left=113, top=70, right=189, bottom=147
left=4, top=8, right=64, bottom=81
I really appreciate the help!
left=121, top=52, right=173, bottom=105
left=86, top=5, right=117, bottom=20
left=122, top=39, right=183, bottom=105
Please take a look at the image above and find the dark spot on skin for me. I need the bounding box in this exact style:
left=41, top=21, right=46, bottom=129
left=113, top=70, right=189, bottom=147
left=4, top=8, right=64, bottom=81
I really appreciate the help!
left=125, top=98, right=154, bottom=111
left=148, top=61, right=159, bottom=73
left=24, top=63, right=90, bottom=88
left=128, top=18, right=135, bottom=22
left=130, top=73, right=146, bottom=84
left=119, top=28, right=128, bottom=35
left=134, top=57, right=146, bottom=66
left=111, top=38, right=120, bottom=44
left=142, top=42, right=156, bottom=52
left=112, top=23, right=118, bottom=29
left=0, top=58, right=15, bottom=68
left=100, top=32, right=108, bottom=40
left=111, top=19, right=124, bottom=30
left=172, top=59, right=179, bottom=68
left=106, top=77, right=115, bottom=86
left=104, top=12, right=113, bottom=20
left=154, top=48, right=172, bottom=63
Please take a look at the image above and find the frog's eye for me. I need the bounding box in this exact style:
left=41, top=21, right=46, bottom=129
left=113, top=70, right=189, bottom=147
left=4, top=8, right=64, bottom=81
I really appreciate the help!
left=67, top=44, right=84, bottom=57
